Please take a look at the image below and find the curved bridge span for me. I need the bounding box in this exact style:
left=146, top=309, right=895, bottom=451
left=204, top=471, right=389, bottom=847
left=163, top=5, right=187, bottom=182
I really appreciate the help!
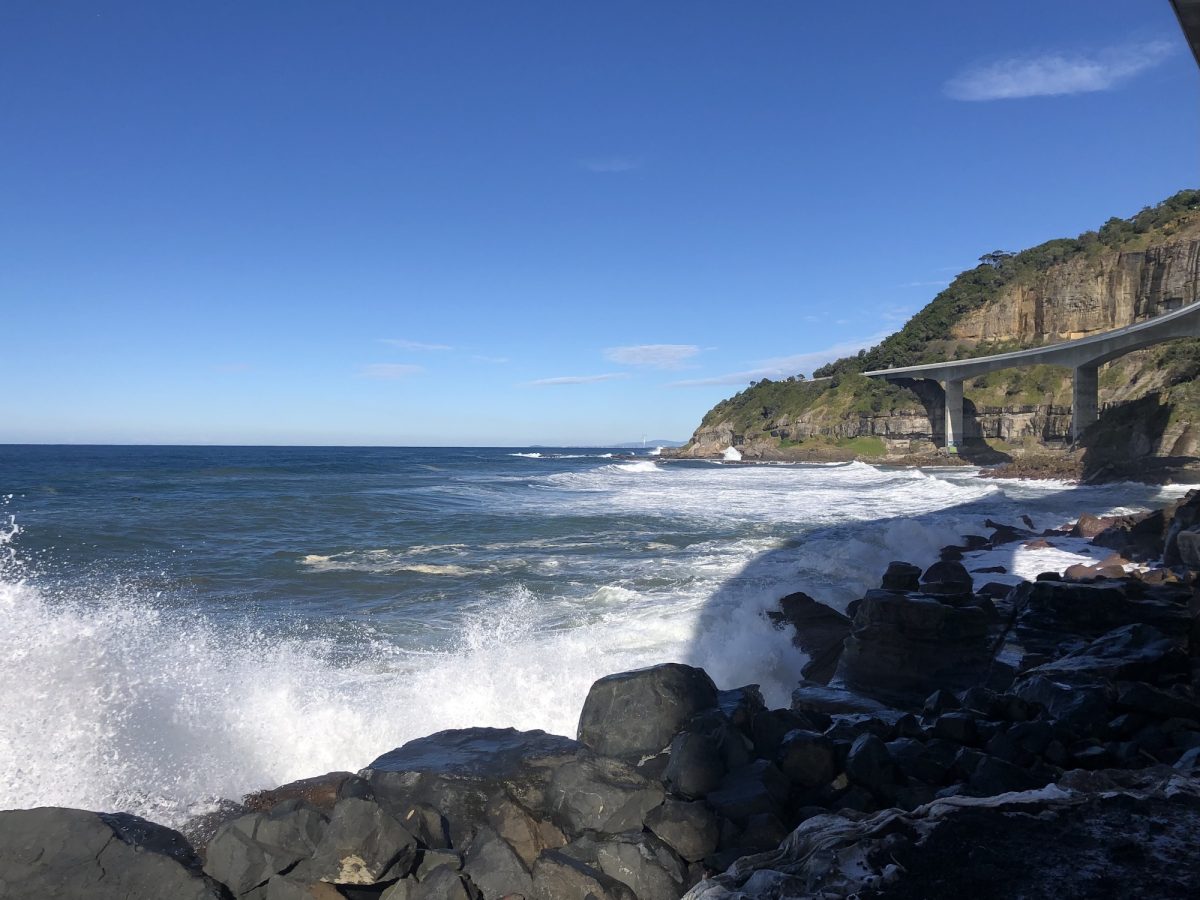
left=864, top=300, right=1200, bottom=447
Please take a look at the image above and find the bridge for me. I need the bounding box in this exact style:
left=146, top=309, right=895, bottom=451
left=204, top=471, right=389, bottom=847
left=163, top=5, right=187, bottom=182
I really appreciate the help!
left=864, top=300, right=1200, bottom=449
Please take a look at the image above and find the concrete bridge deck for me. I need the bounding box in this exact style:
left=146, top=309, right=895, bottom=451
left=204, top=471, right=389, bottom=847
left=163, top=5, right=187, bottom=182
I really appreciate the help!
left=864, top=300, right=1200, bottom=447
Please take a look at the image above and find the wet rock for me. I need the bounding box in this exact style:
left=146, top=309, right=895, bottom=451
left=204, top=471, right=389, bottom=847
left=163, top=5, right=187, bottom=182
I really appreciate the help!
left=645, top=800, right=719, bottom=863
left=0, top=807, right=224, bottom=900
left=922, top=688, right=961, bottom=717
left=967, top=755, right=1049, bottom=796
left=577, top=663, right=719, bottom=761
left=307, top=798, right=417, bottom=885
left=881, top=561, right=921, bottom=592
left=1024, top=624, right=1186, bottom=685
left=365, top=727, right=581, bottom=846
left=931, top=712, right=979, bottom=746
left=887, top=738, right=949, bottom=786
left=715, top=685, right=766, bottom=732
left=462, top=825, right=532, bottom=899
left=532, top=849, right=637, bottom=900
left=595, top=831, right=688, bottom=900
left=1012, top=675, right=1114, bottom=732
left=1115, top=681, right=1200, bottom=721
left=738, top=813, right=789, bottom=852
left=791, top=682, right=900, bottom=722
left=663, top=731, right=726, bottom=799
left=548, top=753, right=665, bottom=835
left=244, top=772, right=358, bottom=815
left=776, top=729, right=837, bottom=789
left=414, top=847, right=461, bottom=880
left=767, top=591, right=852, bottom=684
left=204, top=801, right=328, bottom=896
left=266, top=873, right=346, bottom=900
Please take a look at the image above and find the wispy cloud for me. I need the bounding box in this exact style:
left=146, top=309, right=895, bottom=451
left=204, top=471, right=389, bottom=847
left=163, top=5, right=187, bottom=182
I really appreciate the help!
left=945, top=40, right=1175, bottom=101
left=472, top=355, right=510, bottom=364
left=526, top=373, right=629, bottom=386
left=360, top=363, right=425, bottom=379
left=381, top=339, right=453, bottom=352
left=604, top=344, right=700, bottom=369
left=670, top=335, right=889, bottom=387
left=579, top=156, right=642, bottom=173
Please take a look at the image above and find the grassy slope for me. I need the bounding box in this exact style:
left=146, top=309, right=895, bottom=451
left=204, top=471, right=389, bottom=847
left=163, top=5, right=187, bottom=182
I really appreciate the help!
left=686, top=190, right=1200, bottom=457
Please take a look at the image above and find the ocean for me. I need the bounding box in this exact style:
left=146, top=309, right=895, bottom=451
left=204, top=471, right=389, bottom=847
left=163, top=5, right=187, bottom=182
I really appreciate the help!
left=0, top=445, right=1184, bottom=827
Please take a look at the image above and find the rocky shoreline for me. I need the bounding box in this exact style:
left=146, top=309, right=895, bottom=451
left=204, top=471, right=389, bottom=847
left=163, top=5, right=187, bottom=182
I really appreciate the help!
left=4, top=494, right=1200, bottom=899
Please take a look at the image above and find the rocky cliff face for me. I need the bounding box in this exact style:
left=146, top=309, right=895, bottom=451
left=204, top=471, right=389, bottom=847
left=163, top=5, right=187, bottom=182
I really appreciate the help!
left=952, top=234, right=1200, bottom=345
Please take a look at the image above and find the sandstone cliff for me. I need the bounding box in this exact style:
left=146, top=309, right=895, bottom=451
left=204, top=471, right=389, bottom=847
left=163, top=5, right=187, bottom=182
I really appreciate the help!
left=676, top=191, right=1200, bottom=470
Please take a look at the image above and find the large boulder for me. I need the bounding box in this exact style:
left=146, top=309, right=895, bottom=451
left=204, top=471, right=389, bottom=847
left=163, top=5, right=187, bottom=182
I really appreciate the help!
left=306, top=798, right=418, bottom=885
left=0, top=807, right=224, bottom=899
left=532, top=849, right=638, bottom=900
left=645, top=799, right=720, bottom=862
left=547, top=753, right=665, bottom=835
left=363, top=728, right=581, bottom=846
left=837, top=591, right=992, bottom=707
left=766, top=591, right=852, bottom=684
left=595, top=832, right=689, bottom=900
left=577, top=663, right=719, bottom=761
left=204, top=800, right=328, bottom=896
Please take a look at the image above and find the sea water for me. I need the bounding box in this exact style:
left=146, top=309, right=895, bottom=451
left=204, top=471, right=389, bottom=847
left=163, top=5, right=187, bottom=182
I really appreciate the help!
left=0, top=445, right=1184, bottom=826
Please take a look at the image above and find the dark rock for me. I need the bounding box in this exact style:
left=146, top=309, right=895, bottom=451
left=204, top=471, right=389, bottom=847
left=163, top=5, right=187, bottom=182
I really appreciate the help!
left=715, top=684, right=766, bottom=731
left=1024, top=624, right=1186, bottom=685
left=364, top=727, right=580, bottom=847
left=931, top=712, right=979, bottom=746
left=531, top=849, right=637, bottom=900
left=645, top=799, right=719, bottom=862
left=576, top=663, right=718, bottom=761
left=1012, top=675, right=1114, bottom=732
left=595, top=831, right=688, bottom=900
left=844, top=733, right=902, bottom=800
left=266, top=873, right=346, bottom=900
left=751, top=708, right=813, bottom=758
left=939, top=546, right=963, bottom=561
left=967, top=755, right=1049, bottom=796
left=767, top=591, right=852, bottom=684
left=705, top=760, right=789, bottom=825
left=662, top=730, right=725, bottom=799
left=1116, top=681, right=1200, bottom=721
left=548, top=753, right=665, bottom=835
left=0, top=807, right=224, bottom=899
left=244, top=772, right=358, bottom=815
left=972, top=565, right=1008, bottom=574
left=922, top=689, right=961, bottom=717
left=690, top=769, right=1200, bottom=898
left=838, top=591, right=992, bottom=707
left=462, top=825, right=532, bottom=899
left=204, top=801, right=328, bottom=897
left=881, top=561, right=922, bottom=592
left=921, top=559, right=973, bottom=595
left=411, top=866, right=479, bottom=900
left=414, top=847, right=461, bottom=880
left=791, top=682, right=900, bottom=723
left=825, top=713, right=892, bottom=742
left=396, top=803, right=452, bottom=851
left=307, top=798, right=417, bottom=885
left=959, top=686, right=1001, bottom=718
left=777, top=729, right=837, bottom=789
left=887, top=738, right=950, bottom=785
left=484, top=794, right=565, bottom=869
left=738, top=812, right=789, bottom=851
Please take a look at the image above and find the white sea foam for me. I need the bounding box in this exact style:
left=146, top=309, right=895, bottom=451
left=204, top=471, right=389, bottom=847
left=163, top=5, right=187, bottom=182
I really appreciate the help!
left=0, top=464, right=1182, bottom=828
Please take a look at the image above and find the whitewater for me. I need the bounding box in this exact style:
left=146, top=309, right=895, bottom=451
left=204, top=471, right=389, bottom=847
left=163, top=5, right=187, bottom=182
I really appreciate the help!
left=0, top=445, right=1185, bottom=828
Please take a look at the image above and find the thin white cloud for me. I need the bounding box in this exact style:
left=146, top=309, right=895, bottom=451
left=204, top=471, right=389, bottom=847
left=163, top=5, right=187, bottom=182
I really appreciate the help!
left=945, top=40, right=1175, bottom=101
left=604, top=344, right=700, bottom=369
left=472, top=355, right=510, bottom=364
left=526, top=373, right=630, bottom=386
left=669, top=334, right=890, bottom=387
left=381, top=339, right=453, bottom=351
left=360, top=363, right=425, bottom=379
left=579, top=156, right=642, bottom=173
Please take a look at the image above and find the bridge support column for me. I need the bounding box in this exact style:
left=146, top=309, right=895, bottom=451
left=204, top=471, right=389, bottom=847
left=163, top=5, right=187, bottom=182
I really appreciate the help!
left=944, top=379, right=963, bottom=453
left=1072, top=365, right=1098, bottom=442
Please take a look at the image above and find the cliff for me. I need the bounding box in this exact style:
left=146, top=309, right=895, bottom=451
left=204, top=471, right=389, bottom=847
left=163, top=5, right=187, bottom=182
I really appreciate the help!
left=676, top=190, right=1200, bottom=473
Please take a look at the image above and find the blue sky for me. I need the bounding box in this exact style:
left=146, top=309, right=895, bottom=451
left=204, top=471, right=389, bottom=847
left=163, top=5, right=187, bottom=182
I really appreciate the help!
left=2, top=1, right=1196, bottom=445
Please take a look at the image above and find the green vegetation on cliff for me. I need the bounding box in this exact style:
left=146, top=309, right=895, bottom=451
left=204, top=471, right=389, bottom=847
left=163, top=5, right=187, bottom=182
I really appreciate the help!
left=684, top=189, right=1200, bottom=462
